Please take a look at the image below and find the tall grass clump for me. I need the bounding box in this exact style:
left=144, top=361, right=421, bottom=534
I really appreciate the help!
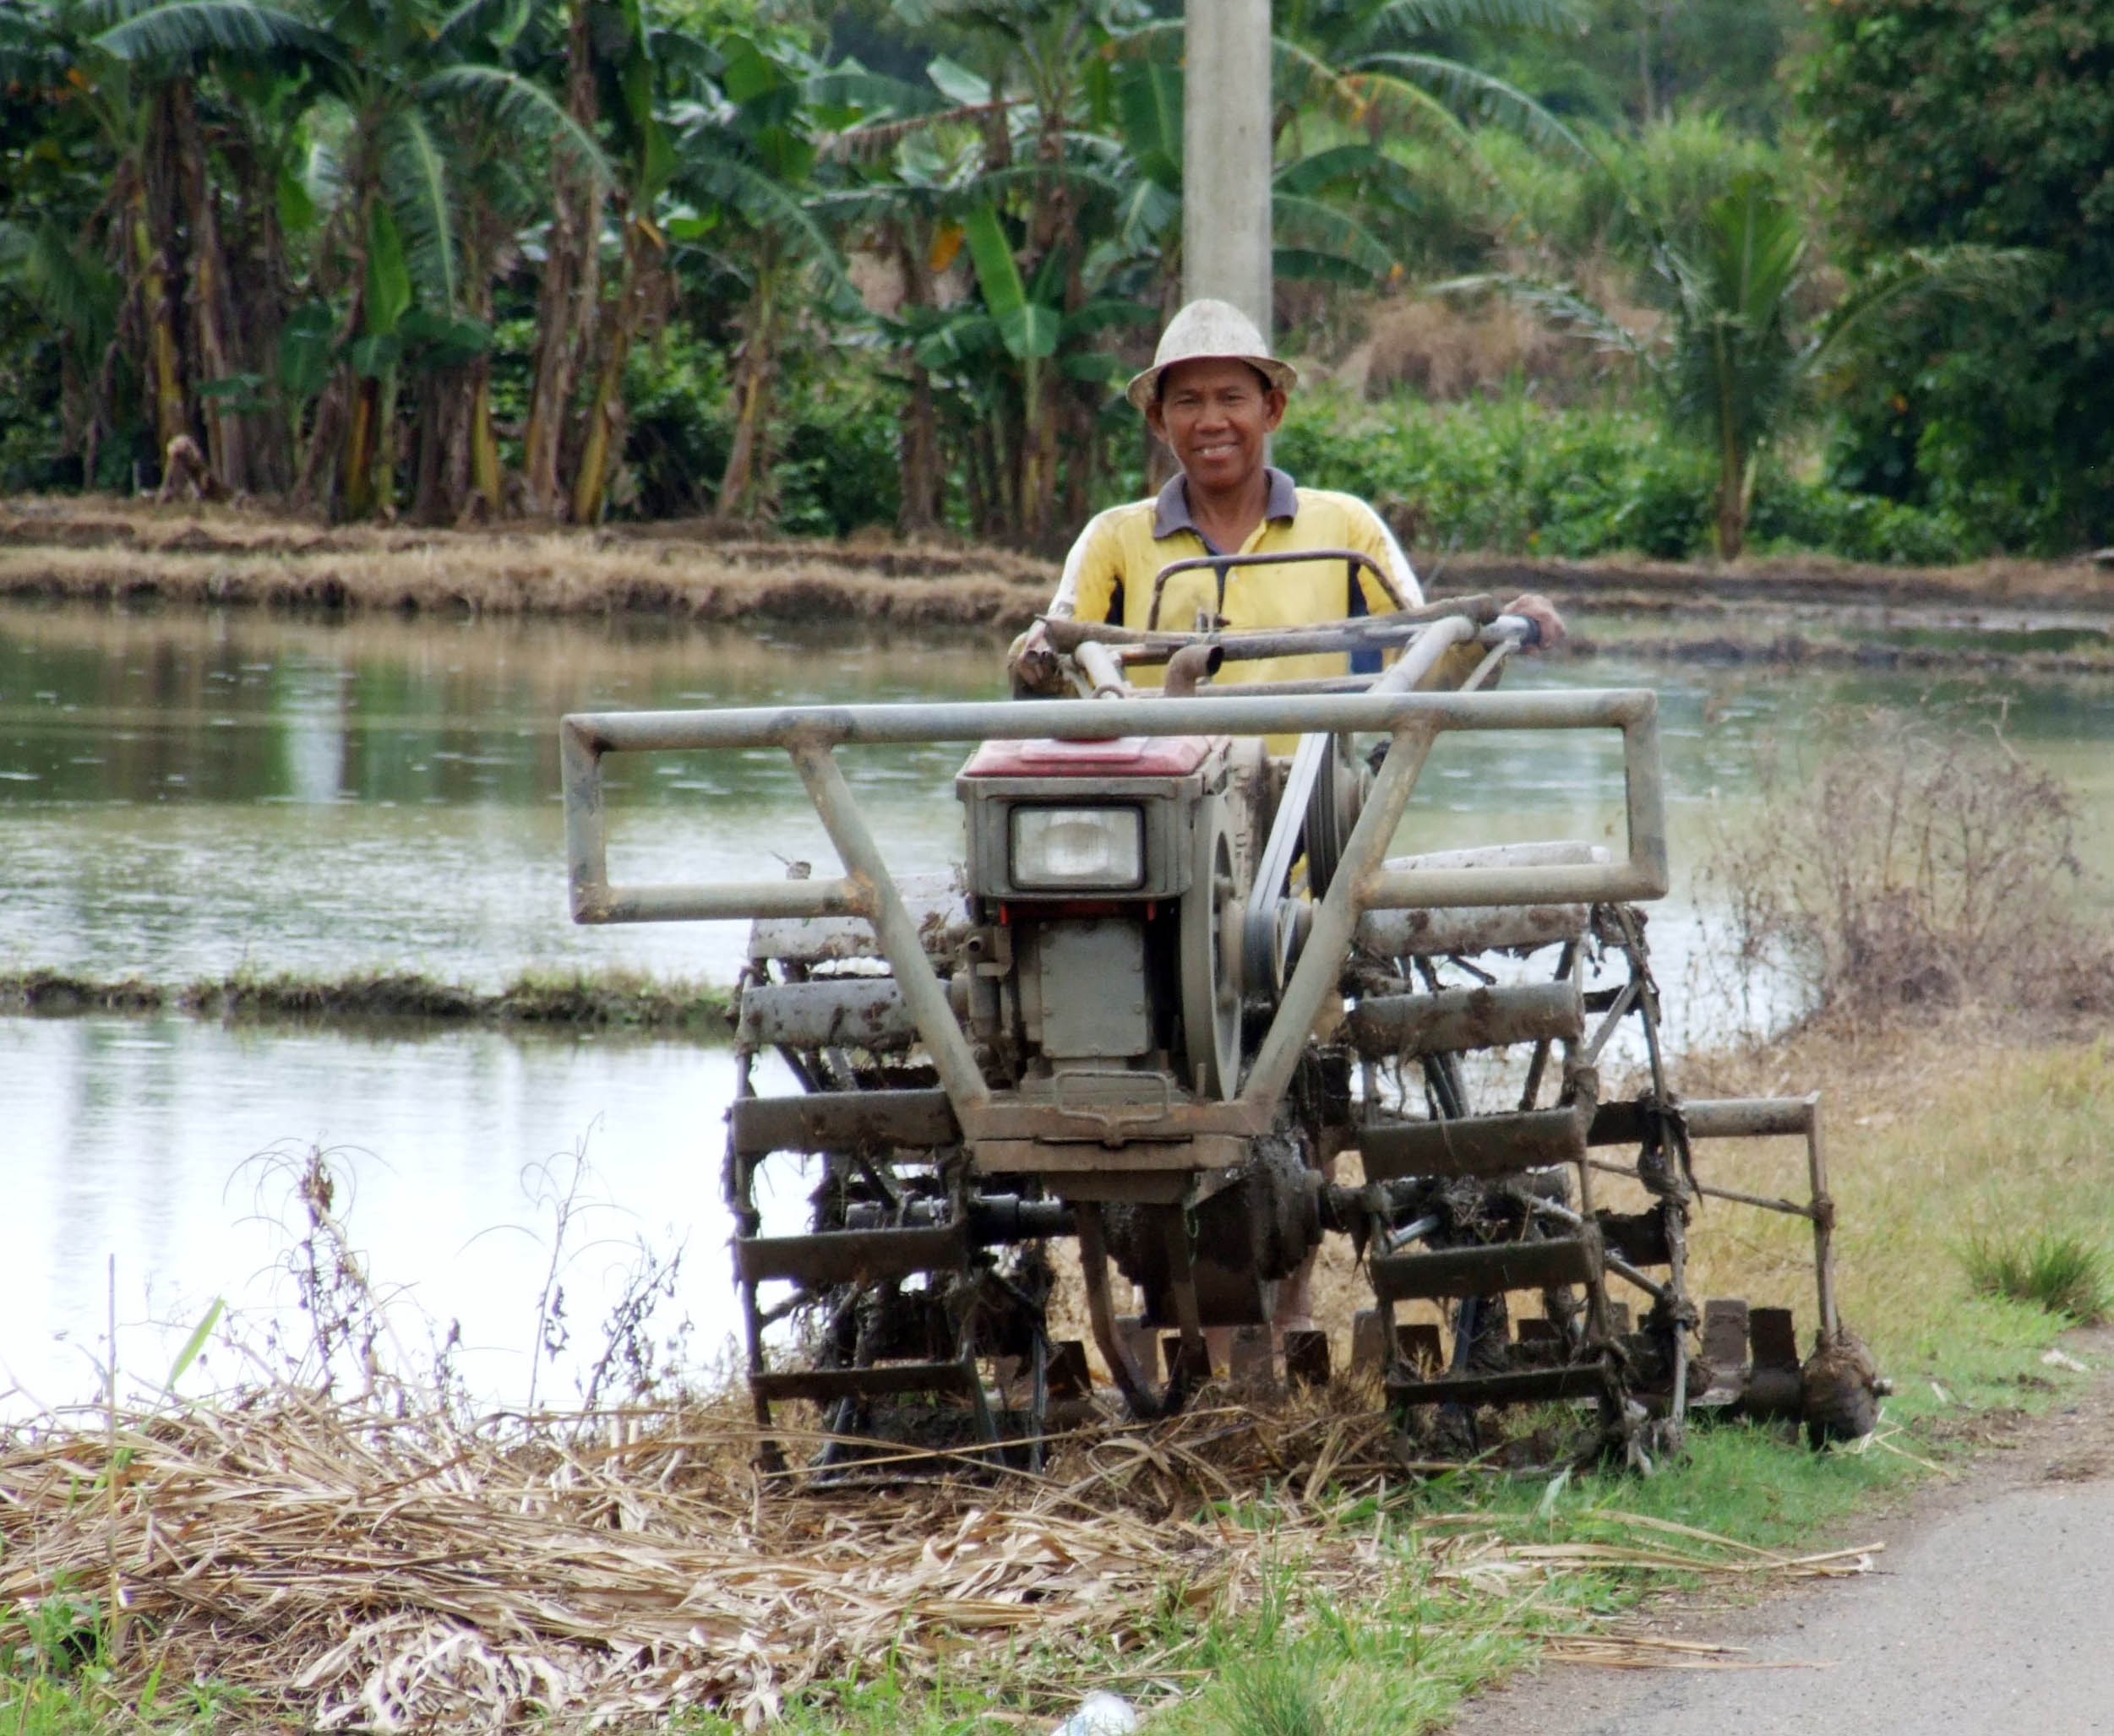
left=1703, top=714, right=2112, bottom=1026
left=1962, top=1231, right=2114, bottom=1325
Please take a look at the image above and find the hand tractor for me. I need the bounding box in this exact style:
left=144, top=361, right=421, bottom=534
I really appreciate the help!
left=558, top=556, right=1883, bottom=1474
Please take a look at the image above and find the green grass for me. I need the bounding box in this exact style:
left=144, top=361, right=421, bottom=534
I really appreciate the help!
left=1961, top=1229, right=2113, bottom=1325
left=1, top=1586, right=249, bottom=1733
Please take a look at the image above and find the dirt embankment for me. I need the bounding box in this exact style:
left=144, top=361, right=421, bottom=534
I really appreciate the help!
left=0, top=966, right=732, bottom=1033
left=3, top=498, right=2111, bottom=664
left=0, top=498, right=1058, bottom=628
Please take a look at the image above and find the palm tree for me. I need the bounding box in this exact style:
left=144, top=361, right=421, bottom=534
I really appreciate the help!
left=1466, top=175, right=2039, bottom=557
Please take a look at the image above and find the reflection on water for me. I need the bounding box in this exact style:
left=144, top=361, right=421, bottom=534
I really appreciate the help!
left=5, top=598, right=2111, bottom=1408
left=0, top=603, right=1003, bottom=988
left=2, top=1013, right=766, bottom=1414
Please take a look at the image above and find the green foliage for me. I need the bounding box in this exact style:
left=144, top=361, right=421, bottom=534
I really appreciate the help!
left=1275, top=389, right=1971, bottom=563
left=1468, top=0, right=1805, bottom=134
left=1460, top=164, right=2035, bottom=555
left=1803, top=0, right=2114, bottom=549
left=619, top=327, right=902, bottom=532
left=773, top=362, right=903, bottom=536
left=1477, top=111, right=1785, bottom=267
left=1962, top=1231, right=2113, bottom=1327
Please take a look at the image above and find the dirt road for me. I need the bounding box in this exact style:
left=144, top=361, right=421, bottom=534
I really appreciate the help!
left=1447, top=1328, right=2114, bottom=1736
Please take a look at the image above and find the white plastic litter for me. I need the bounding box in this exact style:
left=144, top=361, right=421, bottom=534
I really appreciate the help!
left=1049, top=1690, right=1141, bottom=1735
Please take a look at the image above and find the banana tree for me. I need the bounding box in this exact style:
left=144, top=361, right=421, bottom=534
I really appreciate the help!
left=569, top=0, right=678, bottom=525
left=1106, top=53, right=1401, bottom=306
left=12, top=1, right=200, bottom=478
left=98, top=0, right=605, bottom=518
left=666, top=31, right=848, bottom=524
left=0, top=217, right=123, bottom=484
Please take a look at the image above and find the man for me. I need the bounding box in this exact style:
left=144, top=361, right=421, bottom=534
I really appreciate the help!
left=1012, top=298, right=1561, bottom=1346
left=1012, top=297, right=1561, bottom=690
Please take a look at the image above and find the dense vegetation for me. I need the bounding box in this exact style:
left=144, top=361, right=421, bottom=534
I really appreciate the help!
left=1, top=0, right=2108, bottom=558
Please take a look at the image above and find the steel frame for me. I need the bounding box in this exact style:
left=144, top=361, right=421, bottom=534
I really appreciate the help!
left=561, top=686, right=1667, bottom=1146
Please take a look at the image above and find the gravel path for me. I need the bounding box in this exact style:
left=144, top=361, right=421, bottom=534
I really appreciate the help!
left=1445, top=1327, right=2114, bottom=1735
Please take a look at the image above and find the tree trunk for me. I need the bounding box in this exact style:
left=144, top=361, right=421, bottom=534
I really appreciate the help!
left=571, top=215, right=664, bottom=524
left=172, top=81, right=254, bottom=496
left=469, top=366, right=502, bottom=513
left=226, top=117, right=295, bottom=495
left=130, top=185, right=188, bottom=476
left=898, top=365, right=941, bottom=534
left=1017, top=357, right=1059, bottom=549
left=715, top=265, right=781, bottom=523
left=296, top=371, right=348, bottom=508
left=520, top=0, right=602, bottom=518
left=894, top=228, right=941, bottom=534
left=1715, top=397, right=1746, bottom=560
left=411, top=374, right=448, bottom=524
left=341, top=373, right=380, bottom=519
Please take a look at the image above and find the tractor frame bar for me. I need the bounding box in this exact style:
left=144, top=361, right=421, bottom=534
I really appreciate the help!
left=560, top=686, right=1667, bottom=1146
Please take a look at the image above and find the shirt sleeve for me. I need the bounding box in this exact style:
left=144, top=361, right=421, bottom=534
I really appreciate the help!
left=1048, top=509, right=1125, bottom=624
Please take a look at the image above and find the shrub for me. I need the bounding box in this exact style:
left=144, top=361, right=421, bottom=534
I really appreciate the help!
left=1962, top=1231, right=2113, bottom=1325
left=1703, top=716, right=2111, bottom=1026
left=1274, top=391, right=1968, bottom=564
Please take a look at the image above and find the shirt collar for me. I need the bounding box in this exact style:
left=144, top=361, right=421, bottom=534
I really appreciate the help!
left=1153, top=466, right=1299, bottom=542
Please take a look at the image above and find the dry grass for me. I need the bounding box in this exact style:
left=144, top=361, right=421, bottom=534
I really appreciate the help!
left=3, top=497, right=2111, bottom=630
left=1327, top=283, right=1657, bottom=408
left=1442, top=548, right=2114, bottom=611
left=5, top=1013, right=2089, bottom=1729
left=0, top=498, right=1054, bottom=628
left=1644, top=1016, right=2114, bottom=1363
left=0, top=1382, right=1884, bottom=1733
left=1702, top=713, right=2113, bottom=1024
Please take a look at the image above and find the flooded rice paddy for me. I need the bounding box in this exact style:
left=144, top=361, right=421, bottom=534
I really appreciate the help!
left=6, top=597, right=2111, bottom=1410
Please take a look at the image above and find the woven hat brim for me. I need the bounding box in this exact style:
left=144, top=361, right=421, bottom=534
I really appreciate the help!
left=1125, top=352, right=1299, bottom=414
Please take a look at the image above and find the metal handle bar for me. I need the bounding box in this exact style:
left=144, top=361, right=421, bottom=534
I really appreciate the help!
left=1043, top=595, right=1500, bottom=667
left=561, top=687, right=1666, bottom=924
left=560, top=686, right=1667, bottom=1136
left=1144, top=546, right=1412, bottom=631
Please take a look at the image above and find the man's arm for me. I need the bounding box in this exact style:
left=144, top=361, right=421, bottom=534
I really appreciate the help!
left=1009, top=509, right=1126, bottom=694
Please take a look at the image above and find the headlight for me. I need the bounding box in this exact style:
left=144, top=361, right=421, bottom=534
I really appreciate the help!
left=1010, top=806, right=1144, bottom=890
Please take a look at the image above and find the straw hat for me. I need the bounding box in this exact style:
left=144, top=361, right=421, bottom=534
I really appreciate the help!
left=1124, top=298, right=1298, bottom=413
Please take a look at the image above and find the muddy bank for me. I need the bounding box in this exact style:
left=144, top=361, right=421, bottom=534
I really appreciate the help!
left=0, top=966, right=733, bottom=1034
left=0, top=499, right=1055, bottom=628
left=1559, top=629, right=2114, bottom=677
left=1446, top=548, right=2114, bottom=612
left=2, top=498, right=2111, bottom=661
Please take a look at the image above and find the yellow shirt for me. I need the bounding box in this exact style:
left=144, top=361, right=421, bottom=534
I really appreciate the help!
left=1049, top=467, right=1419, bottom=685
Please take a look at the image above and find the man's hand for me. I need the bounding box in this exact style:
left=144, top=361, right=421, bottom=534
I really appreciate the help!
left=1502, top=591, right=1566, bottom=650
left=1006, top=620, right=1065, bottom=695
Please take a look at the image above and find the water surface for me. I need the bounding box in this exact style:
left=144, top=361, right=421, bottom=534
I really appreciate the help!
left=7, top=599, right=2111, bottom=1409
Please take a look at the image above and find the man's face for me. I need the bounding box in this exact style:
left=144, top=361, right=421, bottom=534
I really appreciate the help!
left=1147, top=357, right=1286, bottom=493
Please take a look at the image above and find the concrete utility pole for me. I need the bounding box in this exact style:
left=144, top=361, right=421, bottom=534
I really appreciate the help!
left=1182, top=0, right=1273, bottom=338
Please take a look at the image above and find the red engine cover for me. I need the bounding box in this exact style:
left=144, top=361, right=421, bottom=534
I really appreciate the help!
left=958, top=734, right=1221, bottom=778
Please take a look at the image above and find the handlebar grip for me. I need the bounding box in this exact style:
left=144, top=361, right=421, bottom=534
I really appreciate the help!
left=1489, top=612, right=1541, bottom=650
